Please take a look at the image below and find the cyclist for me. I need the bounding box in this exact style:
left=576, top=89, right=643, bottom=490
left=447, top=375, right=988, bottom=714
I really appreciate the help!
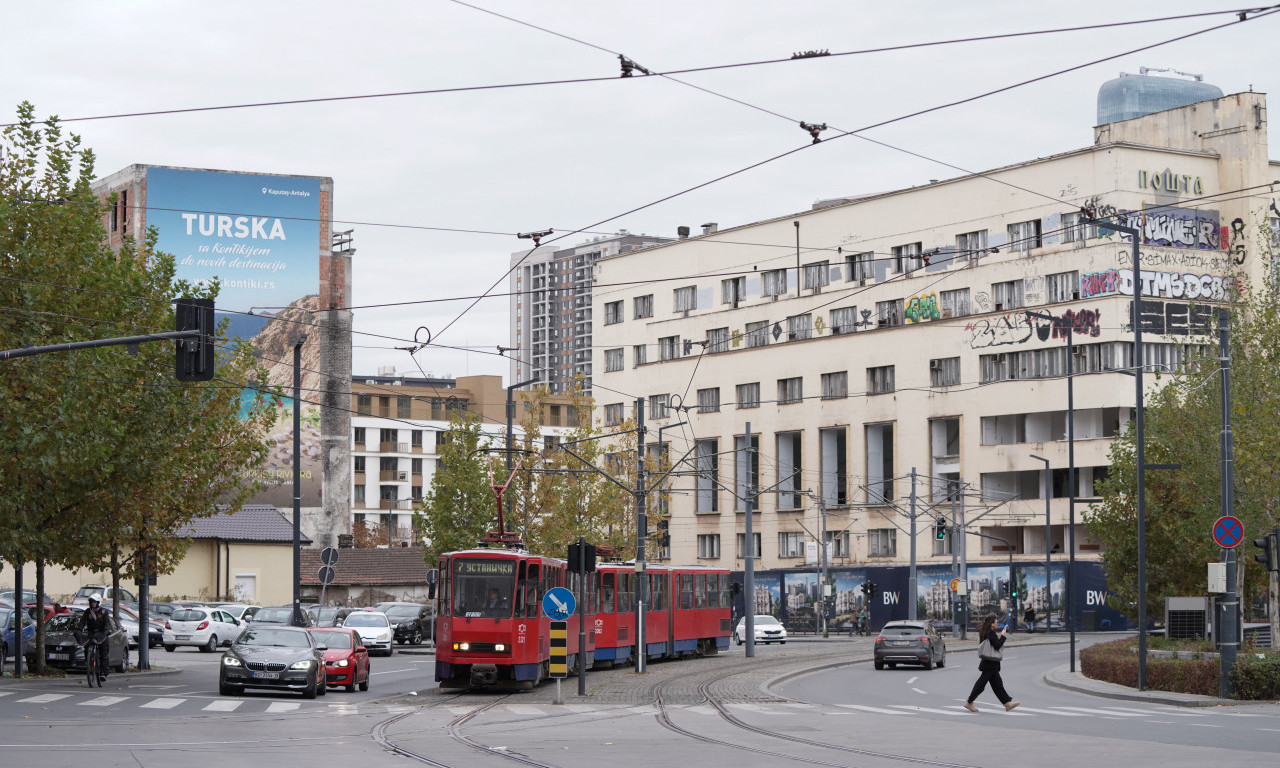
left=79, top=594, right=111, bottom=682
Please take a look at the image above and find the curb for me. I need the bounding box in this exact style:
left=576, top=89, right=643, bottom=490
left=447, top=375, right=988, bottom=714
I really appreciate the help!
left=1042, top=664, right=1249, bottom=708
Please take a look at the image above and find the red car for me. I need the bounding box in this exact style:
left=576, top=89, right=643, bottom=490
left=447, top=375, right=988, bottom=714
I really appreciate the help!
left=307, top=627, right=370, bottom=692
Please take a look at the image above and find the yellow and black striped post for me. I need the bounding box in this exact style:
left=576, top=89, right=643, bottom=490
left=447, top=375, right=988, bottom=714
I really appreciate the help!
left=549, top=620, right=568, bottom=678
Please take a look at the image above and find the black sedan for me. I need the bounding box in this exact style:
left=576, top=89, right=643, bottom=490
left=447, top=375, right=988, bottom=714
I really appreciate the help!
left=219, top=625, right=327, bottom=698
left=28, top=612, right=129, bottom=673
left=873, top=619, right=947, bottom=670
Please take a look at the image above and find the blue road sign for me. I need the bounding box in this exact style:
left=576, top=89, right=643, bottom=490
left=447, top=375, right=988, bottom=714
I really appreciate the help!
left=1214, top=515, right=1244, bottom=548
left=543, top=587, right=576, bottom=620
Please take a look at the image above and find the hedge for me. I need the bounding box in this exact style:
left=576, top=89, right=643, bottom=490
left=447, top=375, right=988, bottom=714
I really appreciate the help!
left=1081, top=637, right=1280, bottom=700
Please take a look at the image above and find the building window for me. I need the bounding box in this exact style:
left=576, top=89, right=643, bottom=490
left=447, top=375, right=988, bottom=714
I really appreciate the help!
left=697, top=387, right=720, bottom=413
left=674, top=285, right=697, bottom=312
left=633, top=344, right=647, bottom=366
left=722, top=277, right=745, bottom=307
left=846, top=251, right=873, bottom=283
left=411, top=430, right=423, bottom=450
left=736, top=382, right=760, bottom=409
left=736, top=532, right=762, bottom=559
left=762, top=269, right=788, bottom=297
left=1008, top=219, right=1042, bottom=253
left=354, top=484, right=366, bottom=505
left=891, top=242, right=922, bottom=273
left=956, top=230, right=988, bottom=264
left=353, top=427, right=366, bottom=446
left=930, top=357, right=961, bottom=387
left=605, top=348, right=624, bottom=372
left=707, top=327, right=730, bottom=353
left=356, top=395, right=372, bottom=416
left=866, top=423, right=894, bottom=504
left=604, top=301, right=623, bottom=324
left=939, top=288, right=970, bottom=318
left=697, top=534, right=721, bottom=559
left=992, top=280, right=1025, bottom=310
left=695, top=439, right=719, bottom=513
left=649, top=394, right=670, bottom=419
left=746, top=320, right=770, bottom=348
left=604, top=403, right=624, bottom=426
left=397, top=397, right=411, bottom=419
left=779, top=532, right=805, bottom=558
left=876, top=299, right=904, bottom=328
left=659, top=336, right=680, bottom=361
left=776, top=432, right=802, bottom=509
left=803, top=260, right=830, bottom=292
left=777, top=376, right=803, bottom=404
left=826, top=531, right=851, bottom=558
left=786, top=313, right=812, bottom=341
left=1062, top=212, right=1097, bottom=244
left=734, top=433, right=760, bottom=510
left=868, top=365, right=895, bottom=395
left=354, top=455, right=366, bottom=473
left=1047, top=271, right=1079, bottom=303
left=980, top=353, right=1013, bottom=383
left=821, top=371, right=848, bottom=400
left=634, top=294, right=654, bottom=319
left=831, top=306, right=858, bottom=335
left=868, top=528, right=897, bottom=557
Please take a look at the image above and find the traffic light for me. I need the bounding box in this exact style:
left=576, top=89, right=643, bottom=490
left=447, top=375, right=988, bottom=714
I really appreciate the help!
left=860, top=582, right=869, bottom=595
left=657, top=519, right=670, bottom=548
left=934, top=515, right=947, bottom=540
left=1010, top=583, right=1018, bottom=599
left=1254, top=529, right=1279, bottom=573
left=175, top=297, right=215, bottom=381
left=867, top=582, right=878, bottom=597
left=1001, top=581, right=1010, bottom=596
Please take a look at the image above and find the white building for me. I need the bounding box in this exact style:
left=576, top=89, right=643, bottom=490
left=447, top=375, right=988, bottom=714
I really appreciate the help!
left=593, top=91, right=1275, bottom=574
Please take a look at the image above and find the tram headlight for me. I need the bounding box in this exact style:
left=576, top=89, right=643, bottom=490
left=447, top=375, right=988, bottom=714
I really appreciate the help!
left=454, top=641, right=469, bottom=651
left=494, top=643, right=506, bottom=652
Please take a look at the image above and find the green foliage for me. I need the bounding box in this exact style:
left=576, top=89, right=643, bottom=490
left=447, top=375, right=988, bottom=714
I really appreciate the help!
left=1229, top=652, right=1280, bottom=700
left=415, top=409, right=501, bottom=562
left=1080, top=637, right=1220, bottom=696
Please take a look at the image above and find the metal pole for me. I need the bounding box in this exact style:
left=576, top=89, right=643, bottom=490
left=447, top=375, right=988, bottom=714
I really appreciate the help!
left=506, top=376, right=540, bottom=475
left=292, top=336, right=306, bottom=626
left=1218, top=310, right=1237, bottom=697
left=950, top=483, right=959, bottom=638
left=1067, top=320, right=1078, bottom=671
left=13, top=558, right=23, bottom=677
left=959, top=484, right=968, bottom=640
left=819, top=495, right=828, bottom=637
left=577, top=535, right=588, bottom=697
left=908, top=468, right=918, bottom=621
left=1131, top=229, right=1148, bottom=690
left=744, top=422, right=756, bottom=658
left=634, top=398, right=647, bottom=673
left=1031, top=454, right=1050, bottom=635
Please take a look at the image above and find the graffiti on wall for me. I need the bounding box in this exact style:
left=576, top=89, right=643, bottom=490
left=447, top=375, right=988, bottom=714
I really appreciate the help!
left=1090, top=201, right=1223, bottom=251
left=1126, top=300, right=1217, bottom=336
left=965, top=313, right=1035, bottom=349
left=904, top=292, right=941, bottom=324
left=1079, top=267, right=1232, bottom=301
left=1030, top=308, right=1103, bottom=342
left=1022, top=275, right=1045, bottom=305
left=1229, top=217, right=1247, bottom=265
left=1115, top=246, right=1228, bottom=272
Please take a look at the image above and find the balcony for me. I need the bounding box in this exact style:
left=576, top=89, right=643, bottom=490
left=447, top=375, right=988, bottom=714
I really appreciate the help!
left=378, top=498, right=414, bottom=511
left=379, top=470, right=409, bottom=482
left=378, top=442, right=410, bottom=453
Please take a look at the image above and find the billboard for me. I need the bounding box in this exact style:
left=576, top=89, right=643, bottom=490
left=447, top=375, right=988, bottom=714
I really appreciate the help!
left=146, top=167, right=327, bottom=506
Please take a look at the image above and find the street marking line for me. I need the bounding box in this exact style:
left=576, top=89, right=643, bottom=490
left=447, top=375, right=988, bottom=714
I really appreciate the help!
left=79, top=696, right=129, bottom=707
left=507, top=705, right=543, bottom=715
left=907, top=676, right=919, bottom=684
left=782, top=701, right=815, bottom=708
left=265, top=702, right=301, bottom=713
left=1052, top=706, right=1146, bottom=717
left=140, top=698, right=185, bottom=709
left=203, top=700, right=242, bottom=712
left=1098, top=706, right=1202, bottom=717
left=0, top=692, right=13, bottom=698
left=888, top=705, right=970, bottom=716
left=1187, top=723, right=1223, bottom=728
left=18, top=694, right=70, bottom=704
left=838, top=704, right=916, bottom=715
left=911, top=688, right=928, bottom=694
left=1013, top=706, right=1092, bottom=717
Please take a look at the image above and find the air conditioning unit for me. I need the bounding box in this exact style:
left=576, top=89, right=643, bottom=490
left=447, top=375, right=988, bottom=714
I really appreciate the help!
left=929, top=360, right=943, bottom=371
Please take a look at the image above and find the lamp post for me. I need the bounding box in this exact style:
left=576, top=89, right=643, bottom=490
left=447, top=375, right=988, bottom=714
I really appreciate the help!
left=656, top=418, right=688, bottom=548
left=292, top=336, right=306, bottom=627
left=506, top=375, right=540, bottom=475
left=1030, top=455, right=1051, bottom=634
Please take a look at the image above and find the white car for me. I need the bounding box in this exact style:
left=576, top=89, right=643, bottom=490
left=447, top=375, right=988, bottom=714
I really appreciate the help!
left=163, top=607, right=244, bottom=652
left=339, top=611, right=394, bottom=656
left=219, top=604, right=261, bottom=623
left=733, top=615, right=788, bottom=645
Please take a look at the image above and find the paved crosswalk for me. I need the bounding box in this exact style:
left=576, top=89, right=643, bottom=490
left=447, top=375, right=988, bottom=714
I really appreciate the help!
left=0, top=689, right=417, bottom=717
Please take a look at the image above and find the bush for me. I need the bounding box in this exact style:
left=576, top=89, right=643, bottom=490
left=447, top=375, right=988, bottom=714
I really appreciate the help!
left=1080, top=637, right=1218, bottom=697
left=1229, top=653, right=1280, bottom=701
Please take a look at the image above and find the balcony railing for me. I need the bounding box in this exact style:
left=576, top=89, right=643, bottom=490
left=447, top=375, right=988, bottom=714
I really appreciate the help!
left=379, top=470, right=409, bottom=482
left=379, top=442, right=410, bottom=453
left=378, top=498, right=414, bottom=510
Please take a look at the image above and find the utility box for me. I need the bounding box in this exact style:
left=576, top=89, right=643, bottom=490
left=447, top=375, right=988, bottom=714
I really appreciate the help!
left=1207, top=562, right=1227, bottom=593
left=1166, top=596, right=1210, bottom=640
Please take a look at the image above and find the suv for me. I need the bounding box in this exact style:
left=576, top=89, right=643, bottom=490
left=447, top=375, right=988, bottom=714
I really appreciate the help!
left=72, top=585, right=137, bottom=606
left=874, top=619, right=947, bottom=670
left=379, top=603, right=434, bottom=645
left=250, top=605, right=315, bottom=627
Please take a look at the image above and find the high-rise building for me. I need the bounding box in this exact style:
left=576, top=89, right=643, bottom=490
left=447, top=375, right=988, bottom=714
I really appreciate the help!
left=509, top=232, right=671, bottom=395
left=1096, top=67, right=1223, bottom=125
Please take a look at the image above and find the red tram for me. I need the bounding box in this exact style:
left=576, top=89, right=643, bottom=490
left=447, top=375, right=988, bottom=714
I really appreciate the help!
left=434, top=549, right=731, bottom=688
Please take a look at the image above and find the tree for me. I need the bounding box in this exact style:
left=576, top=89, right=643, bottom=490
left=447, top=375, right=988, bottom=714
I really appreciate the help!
left=415, top=408, right=502, bottom=562
left=1089, top=236, right=1280, bottom=632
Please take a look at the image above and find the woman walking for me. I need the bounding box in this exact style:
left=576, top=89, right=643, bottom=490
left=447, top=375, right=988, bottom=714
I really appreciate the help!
left=964, top=614, right=1019, bottom=712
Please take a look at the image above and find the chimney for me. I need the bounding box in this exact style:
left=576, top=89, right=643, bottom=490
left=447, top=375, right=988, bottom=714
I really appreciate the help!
left=677, top=226, right=690, bottom=239
left=701, top=222, right=718, bottom=235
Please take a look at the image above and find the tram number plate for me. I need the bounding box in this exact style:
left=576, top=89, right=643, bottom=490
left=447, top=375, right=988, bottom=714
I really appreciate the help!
left=252, top=671, right=280, bottom=680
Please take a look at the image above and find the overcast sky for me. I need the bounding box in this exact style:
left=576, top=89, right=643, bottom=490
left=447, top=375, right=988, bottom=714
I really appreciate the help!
left=4, top=2, right=1276, bottom=383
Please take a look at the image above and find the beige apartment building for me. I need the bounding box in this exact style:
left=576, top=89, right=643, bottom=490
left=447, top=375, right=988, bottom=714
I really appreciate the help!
left=593, top=91, right=1276, bottom=574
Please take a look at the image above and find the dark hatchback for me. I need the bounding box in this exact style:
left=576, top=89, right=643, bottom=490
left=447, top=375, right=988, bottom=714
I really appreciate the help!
left=250, top=606, right=315, bottom=627
left=381, top=603, right=433, bottom=645
left=29, top=612, right=129, bottom=673
left=219, top=625, right=327, bottom=698
left=873, top=619, right=947, bottom=670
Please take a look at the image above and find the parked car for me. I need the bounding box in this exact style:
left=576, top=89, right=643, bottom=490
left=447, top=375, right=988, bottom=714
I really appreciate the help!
left=163, top=607, right=244, bottom=652
left=72, top=585, right=137, bottom=606
left=219, top=624, right=327, bottom=698
left=874, top=619, right=947, bottom=670
left=250, top=606, right=314, bottom=627
left=219, top=604, right=262, bottom=623
left=310, top=606, right=359, bottom=628
left=307, top=627, right=370, bottom=692
left=1, top=589, right=54, bottom=607
left=114, top=604, right=164, bottom=649
left=2, top=606, right=37, bottom=662
left=339, top=610, right=394, bottom=656
left=733, top=615, right=787, bottom=645
left=380, top=603, right=433, bottom=645
left=26, top=611, right=129, bottom=673
left=147, top=602, right=178, bottom=619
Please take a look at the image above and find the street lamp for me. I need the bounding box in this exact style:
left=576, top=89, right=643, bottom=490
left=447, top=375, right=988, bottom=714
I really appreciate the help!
left=1030, top=454, right=1051, bottom=634
left=655, top=418, right=688, bottom=556
left=506, top=376, right=540, bottom=475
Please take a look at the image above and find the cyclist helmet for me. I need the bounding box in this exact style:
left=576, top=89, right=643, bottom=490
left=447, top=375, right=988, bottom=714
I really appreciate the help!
left=88, top=594, right=103, bottom=604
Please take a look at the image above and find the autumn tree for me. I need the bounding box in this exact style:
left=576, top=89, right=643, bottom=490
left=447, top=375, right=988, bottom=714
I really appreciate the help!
left=415, top=408, right=503, bottom=562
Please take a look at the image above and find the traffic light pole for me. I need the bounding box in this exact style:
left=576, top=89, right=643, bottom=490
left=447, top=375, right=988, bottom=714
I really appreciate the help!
left=908, top=468, right=918, bottom=621
left=1217, top=311, right=1237, bottom=696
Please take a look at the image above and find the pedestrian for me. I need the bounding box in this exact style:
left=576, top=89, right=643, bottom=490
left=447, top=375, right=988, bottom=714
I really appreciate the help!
left=857, top=605, right=869, bottom=636
left=964, top=613, right=1019, bottom=713
left=1024, top=605, right=1036, bottom=633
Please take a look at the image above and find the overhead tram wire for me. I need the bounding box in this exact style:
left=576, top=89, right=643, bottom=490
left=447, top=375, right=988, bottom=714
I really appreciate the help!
left=8, top=6, right=1270, bottom=128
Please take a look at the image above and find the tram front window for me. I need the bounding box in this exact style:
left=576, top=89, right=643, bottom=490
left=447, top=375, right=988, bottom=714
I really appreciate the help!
left=453, top=558, right=516, bottom=618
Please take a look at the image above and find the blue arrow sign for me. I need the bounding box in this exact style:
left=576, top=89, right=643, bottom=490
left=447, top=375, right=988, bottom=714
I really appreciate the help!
left=543, top=587, right=576, bottom=620
left=1213, top=515, right=1243, bottom=548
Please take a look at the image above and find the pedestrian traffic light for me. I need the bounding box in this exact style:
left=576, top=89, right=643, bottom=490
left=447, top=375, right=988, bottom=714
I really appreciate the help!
left=1254, top=529, right=1279, bottom=573
left=934, top=515, right=947, bottom=540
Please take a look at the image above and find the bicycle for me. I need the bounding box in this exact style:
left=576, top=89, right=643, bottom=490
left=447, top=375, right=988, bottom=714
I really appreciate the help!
left=82, top=634, right=106, bottom=688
